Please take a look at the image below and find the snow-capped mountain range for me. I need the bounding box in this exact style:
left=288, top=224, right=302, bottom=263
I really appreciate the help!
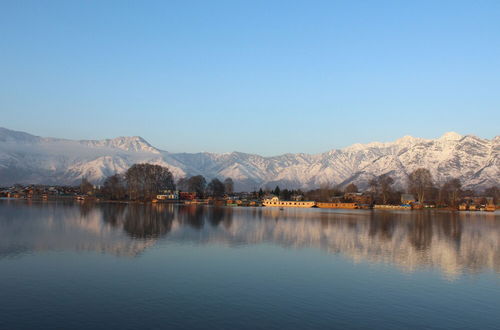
left=0, top=127, right=498, bottom=191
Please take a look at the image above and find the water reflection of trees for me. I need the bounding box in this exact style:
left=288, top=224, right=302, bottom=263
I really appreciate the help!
left=176, top=206, right=234, bottom=230
left=209, top=207, right=225, bottom=226
left=100, top=203, right=127, bottom=226
left=439, top=212, right=462, bottom=248
left=97, top=203, right=175, bottom=239
left=368, top=211, right=396, bottom=241
left=170, top=208, right=498, bottom=278
left=90, top=204, right=486, bottom=261
left=209, top=207, right=233, bottom=229
left=409, top=212, right=433, bottom=251
left=367, top=211, right=463, bottom=252
left=77, top=201, right=97, bottom=217
left=123, top=204, right=175, bottom=239
left=178, top=205, right=206, bottom=229
left=84, top=203, right=234, bottom=237
left=68, top=203, right=499, bottom=277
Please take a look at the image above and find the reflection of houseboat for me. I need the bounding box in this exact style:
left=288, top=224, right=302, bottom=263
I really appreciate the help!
left=316, top=202, right=358, bottom=209
left=263, top=197, right=315, bottom=208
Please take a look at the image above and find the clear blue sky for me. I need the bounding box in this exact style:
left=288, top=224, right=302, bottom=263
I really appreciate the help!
left=1, top=0, right=499, bottom=155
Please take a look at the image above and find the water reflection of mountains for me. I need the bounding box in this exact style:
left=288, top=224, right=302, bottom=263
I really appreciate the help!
left=1, top=201, right=498, bottom=277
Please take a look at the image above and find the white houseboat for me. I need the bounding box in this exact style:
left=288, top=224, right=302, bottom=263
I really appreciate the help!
left=262, top=196, right=316, bottom=208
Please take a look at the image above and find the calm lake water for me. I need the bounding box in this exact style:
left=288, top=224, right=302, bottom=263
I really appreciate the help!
left=0, top=200, right=499, bottom=330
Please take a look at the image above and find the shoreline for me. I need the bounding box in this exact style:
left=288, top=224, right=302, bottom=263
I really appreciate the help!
left=1, top=197, right=497, bottom=213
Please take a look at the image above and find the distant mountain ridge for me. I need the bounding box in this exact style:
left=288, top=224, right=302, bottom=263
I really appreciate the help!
left=0, top=127, right=498, bottom=191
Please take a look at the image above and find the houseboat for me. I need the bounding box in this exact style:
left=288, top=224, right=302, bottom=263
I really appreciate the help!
left=485, top=204, right=496, bottom=212
left=373, top=204, right=412, bottom=210
left=262, top=196, right=315, bottom=208
left=316, top=202, right=358, bottom=209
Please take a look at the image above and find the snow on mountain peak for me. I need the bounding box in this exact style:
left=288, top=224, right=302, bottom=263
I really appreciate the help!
left=109, top=136, right=158, bottom=152
left=0, top=128, right=497, bottom=191
left=344, top=135, right=427, bottom=152
left=395, top=135, right=427, bottom=145
left=439, top=132, right=463, bottom=141
left=80, top=136, right=160, bottom=153
left=0, top=127, right=160, bottom=153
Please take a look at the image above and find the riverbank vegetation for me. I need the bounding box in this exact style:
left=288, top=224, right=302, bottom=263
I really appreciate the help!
left=1, top=163, right=498, bottom=207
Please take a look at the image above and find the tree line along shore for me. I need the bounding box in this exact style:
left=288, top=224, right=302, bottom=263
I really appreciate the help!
left=1, top=163, right=498, bottom=211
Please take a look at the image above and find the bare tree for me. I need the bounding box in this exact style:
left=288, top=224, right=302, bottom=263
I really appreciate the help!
left=101, top=174, right=126, bottom=200
left=369, top=178, right=378, bottom=196
left=368, top=174, right=394, bottom=204
left=375, top=173, right=394, bottom=204
left=484, top=186, right=499, bottom=204
left=379, top=174, right=394, bottom=204
left=125, top=163, right=175, bottom=200
left=187, top=175, right=207, bottom=197
left=304, top=184, right=341, bottom=202
left=407, top=168, right=434, bottom=203
left=440, top=178, right=462, bottom=206
left=208, top=178, right=225, bottom=197
left=80, top=177, right=94, bottom=195
left=344, top=183, right=358, bottom=193
left=223, top=178, right=234, bottom=194
left=177, top=177, right=189, bottom=191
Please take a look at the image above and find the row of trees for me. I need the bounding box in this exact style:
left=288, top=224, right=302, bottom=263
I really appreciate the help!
left=367, top=168, right=466, bottom=205
left=92, top=163, right=498, bottom=204
left=98, top=164, right=235, bottom=200
left=100, top=163, right=175, bottom=200
left=368, top=168, right=497, bottom=206
left=177, top=176, right=234, bottom=198
left=270, top=168, right=497, bottom=206
left=269, top=186, right=304, bottom=201
left=126, top=163, right=175, bottom=200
